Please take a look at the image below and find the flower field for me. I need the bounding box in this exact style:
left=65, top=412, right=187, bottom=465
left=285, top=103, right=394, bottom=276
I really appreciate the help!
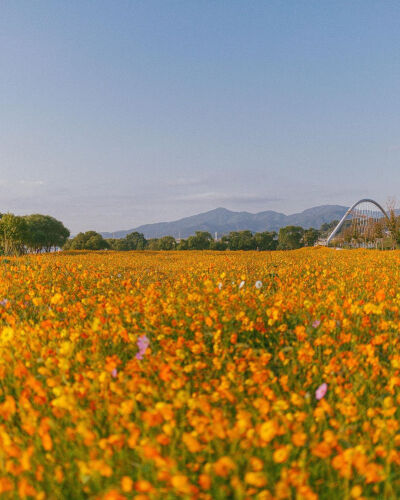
left=1, top=248, right=400, bottom=499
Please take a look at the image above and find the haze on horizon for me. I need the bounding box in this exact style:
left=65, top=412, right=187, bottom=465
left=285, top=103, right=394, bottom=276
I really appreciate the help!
left=1, top=1, right=400, bottom=233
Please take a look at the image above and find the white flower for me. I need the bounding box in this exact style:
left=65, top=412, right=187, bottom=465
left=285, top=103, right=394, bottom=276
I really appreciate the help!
left=218, top=282, right=223, bottom=290
left=239, top=280, right=245, bottom=289
left=255, top=280, right=263, bottom=289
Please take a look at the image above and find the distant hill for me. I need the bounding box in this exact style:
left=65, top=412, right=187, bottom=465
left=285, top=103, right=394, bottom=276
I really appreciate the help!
left=101, top=205, right=348, bottom=239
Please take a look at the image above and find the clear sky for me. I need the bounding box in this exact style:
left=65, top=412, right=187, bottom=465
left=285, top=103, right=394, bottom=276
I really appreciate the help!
left=1, top=1, right=400, bottom=233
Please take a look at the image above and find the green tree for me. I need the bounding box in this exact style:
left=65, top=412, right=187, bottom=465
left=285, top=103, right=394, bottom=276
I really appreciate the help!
left=105, top=238, right=122, bottom=250
left=225, top=231, right=256, bottom=250
left=187, top=231, right=213, bottom=250
left=177, top=239, right=188, bottom=250
left=0, top=213, right=28, bottom=255
left=147, top=238, right=160, bottom=250
left=277, top=226, right=304, bottom=250
left=64, top=231, right=109, bottom=250
left=319, top=220, right=339, bottom=237
left=302, top=228, right=320, bottom=247
left=24, top=214, right=70, bottom=252
left=385, top=204, right=400, bottom=248
left=158, top=236, right=176, bottom=250
left=210, top=239, right=228, bottom=250
left=253, top=231, right=278, bottom=250
left=125, top=232, right=147, bottom=250
left=86, top=234, right=110, bottom=250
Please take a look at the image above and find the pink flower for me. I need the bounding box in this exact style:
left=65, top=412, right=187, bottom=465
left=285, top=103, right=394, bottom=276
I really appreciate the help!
left=315, top=383, right=328, bottom=400
left=312, top=319, right=321, bottom=328
left=136, top=334, right=150, bottom=360
left=111, top=368, right=117, bottom=378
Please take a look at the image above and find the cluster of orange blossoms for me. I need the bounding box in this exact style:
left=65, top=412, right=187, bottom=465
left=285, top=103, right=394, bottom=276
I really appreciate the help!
left=0, top=248, right=399, bottom=499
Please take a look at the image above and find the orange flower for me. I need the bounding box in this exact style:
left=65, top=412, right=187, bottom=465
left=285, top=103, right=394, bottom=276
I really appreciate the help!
left=259, top=420, right=278, bottom=443
left=273, top=446, right=290, bottom=464
left=135, top=480, right=153, bottom=493
left=182, top=433, right=202, bottom=453
left=312, top=442, right=331, bottom=459
left=292, top=432, right=307, bottom=447
left=121, top=476, right=133, bottom=493
left=214, top=457, right=236, bottom=477
left=41, top=433, right=53, bottom=451
left=198, top=473, right=211, bottom=490
left=245, top=472, right=267, bottom=487
left=171, top=475, right=192, bottom=494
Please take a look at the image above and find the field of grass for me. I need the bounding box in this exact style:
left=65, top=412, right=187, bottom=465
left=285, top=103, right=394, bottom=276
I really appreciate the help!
left=1, top=248, right=400, bottom=499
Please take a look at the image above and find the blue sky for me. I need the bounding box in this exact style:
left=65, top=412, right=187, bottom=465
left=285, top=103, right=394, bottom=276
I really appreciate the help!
left=1, top=1, right=400, bottom=232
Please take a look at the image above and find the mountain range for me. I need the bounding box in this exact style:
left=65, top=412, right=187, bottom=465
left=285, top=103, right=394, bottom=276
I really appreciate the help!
left=101, top=205, right=348, bottom=240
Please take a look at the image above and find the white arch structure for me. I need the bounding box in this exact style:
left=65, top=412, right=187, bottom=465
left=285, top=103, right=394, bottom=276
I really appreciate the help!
left=327, top=198, right=389, bottom=245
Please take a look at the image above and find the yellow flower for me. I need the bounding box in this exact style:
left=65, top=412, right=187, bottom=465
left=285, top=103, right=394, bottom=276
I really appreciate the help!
left=50, top=293, right=63, bottom=305
left=350, top=485, right=362, bottom=498
left=1, top=326, right=14, bottom=343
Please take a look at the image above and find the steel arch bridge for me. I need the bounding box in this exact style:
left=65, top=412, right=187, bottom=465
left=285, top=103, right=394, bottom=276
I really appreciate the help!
left=326, top=198, right=389, bottom=245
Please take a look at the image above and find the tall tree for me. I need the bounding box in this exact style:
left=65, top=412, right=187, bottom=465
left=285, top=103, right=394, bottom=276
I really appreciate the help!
left=64, top=231, right=109, bottom=250
left=253, top=231, right=277, bottom=250
left=385, top=200, right=400, bottom=249
left=0, top=213, right=28, bottom=255
left=158, top=236, right=177, bottom=250
left=187, top=231, right=213, bottom=250
left=125, top=232, right=147, bottom=250
left=24, top=214, right=70, bottom=252
left=277, top=226, right=304, bottom=250
left=177, top=239, right=189, bottom=250
left=147, top=238, right=161, bottom=250
left=302, top=228, right=320, bottom=247
left=225, top=231, right=256, bottom=250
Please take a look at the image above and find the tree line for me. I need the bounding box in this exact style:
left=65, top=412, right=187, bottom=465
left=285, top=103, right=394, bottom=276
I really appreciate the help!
left=0, top=213, right=70, bottom=255
left=5, top=209, right=400, bottom=254
left=64, top=222, right=339, bottom=251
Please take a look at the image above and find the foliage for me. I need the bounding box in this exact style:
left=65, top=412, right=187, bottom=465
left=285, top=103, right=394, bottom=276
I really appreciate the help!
left=319, top=220, right=339, bottom=235
left=210, top=239, right=228, bottom=250
left=187, top=231, right=213, bottom=250
left=177, top=239, right=189, bottom=250
left=24, top=214, right=70, bottom=252
left=0, top=248, right=398, bottom=498
left=254, top=231, right=278, bottom=250
left=302, top=227, right=320, bottom=247
left=222, top=230, right=256, bottom=250
left=125, top=231, right=147, bottom=250
left=146, top=238, right=161, bottom=250
left=64, top=231, right=109, bottom=250
left=158, top=236, right=177, bottom=251
left=0, top=213, right=28, bottom=255
left=107, top=232, right=147, bottom=251
left=385, top=204, right=400, bottom=248
left=277, top=225, right=304, bottom=250
left=0, top=213, right=69, bottom=255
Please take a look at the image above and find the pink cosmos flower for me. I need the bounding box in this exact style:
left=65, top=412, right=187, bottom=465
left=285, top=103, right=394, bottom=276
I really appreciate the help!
left=111, top=368, right=117, bottom=378
left=312, top=319, right=321, bottom=328
left=136, top=334, right=150, bottom=360
left=315, top=383, right=328, bottom=400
